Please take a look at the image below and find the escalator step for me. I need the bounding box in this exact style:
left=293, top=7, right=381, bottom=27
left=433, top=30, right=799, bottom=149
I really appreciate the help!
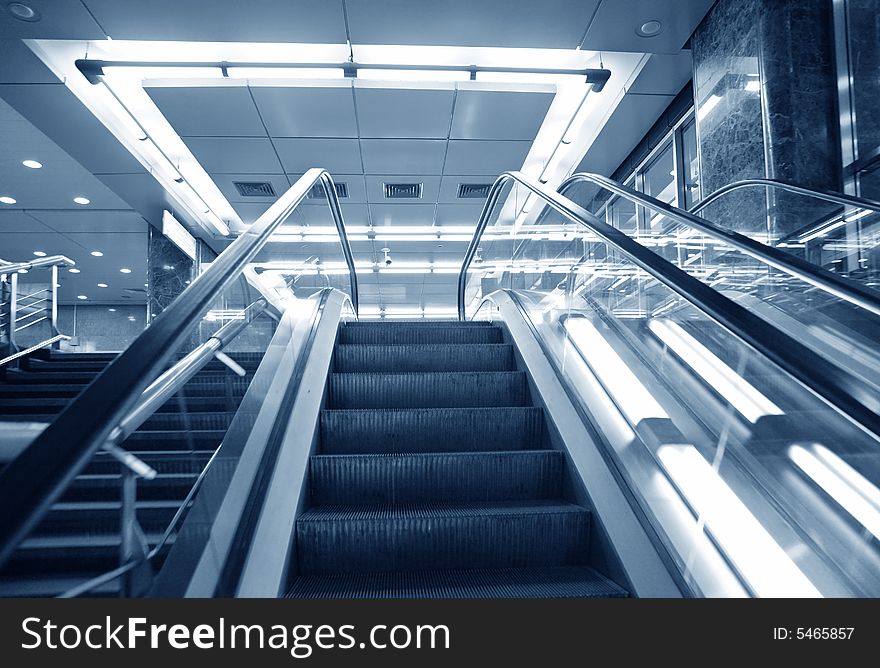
left=339, top=323, right=502, bottom=345
left=287, top=566, right=627, bottom=599
left=309, top=451, right=563, bottom=505
left=334, top=344, right=515, bottom=372
left=329, top=371, right=528, bottom=408
left=320, top=407, right=544, bottom=454
left=296, top=501, right=590, bottom=574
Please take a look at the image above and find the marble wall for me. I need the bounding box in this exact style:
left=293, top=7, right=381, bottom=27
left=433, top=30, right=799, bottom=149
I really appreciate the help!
left=147, top=226, right=194, bottom=320
left=692, top=0, right=842, bottom=240
left=57, top=304, right=147, bottom=352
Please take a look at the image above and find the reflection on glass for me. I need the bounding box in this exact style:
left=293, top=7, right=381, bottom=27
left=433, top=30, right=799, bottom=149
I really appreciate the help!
left=463, top=182, right=880, bottom=597
left=642, top=142, right=677, bottom=236
left=681, top=120, right=701, bottom=208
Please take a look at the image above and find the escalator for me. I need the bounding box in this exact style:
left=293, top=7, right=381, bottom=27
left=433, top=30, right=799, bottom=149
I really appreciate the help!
left=0, top=165, right=879, bottom=598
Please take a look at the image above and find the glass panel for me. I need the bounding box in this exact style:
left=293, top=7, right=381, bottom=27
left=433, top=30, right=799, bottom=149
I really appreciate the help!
left=846, top=0, right=880, bottom=161
left=465, top=182, right=880, bottom=596
left=681, top=119, right=701, bottom=208
left=640, top=142, right=678, bottom=240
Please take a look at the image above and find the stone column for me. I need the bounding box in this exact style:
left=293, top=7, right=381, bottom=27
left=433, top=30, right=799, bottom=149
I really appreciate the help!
left=692, top=0, right=841, bottom=241
left=146, top=226, right=194, bottom=321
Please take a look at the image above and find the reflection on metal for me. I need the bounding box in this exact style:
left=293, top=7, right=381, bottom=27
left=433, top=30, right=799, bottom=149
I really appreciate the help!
left=657, top=443, right=822, bottom=598
left=0, top=169, right=358, bottom=568
left=648, top=319, right=782, bottom=423
left=789, top=443, right=880, bottom=541
left=562, top=173, right=880, bottom=319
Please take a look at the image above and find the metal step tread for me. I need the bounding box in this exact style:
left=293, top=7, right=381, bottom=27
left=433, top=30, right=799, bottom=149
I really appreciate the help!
left=287, top=566, right=628, bottom=599
left=299, top=500, right=585, bottom=522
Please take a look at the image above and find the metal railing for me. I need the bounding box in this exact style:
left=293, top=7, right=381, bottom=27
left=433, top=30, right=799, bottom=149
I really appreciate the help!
left=0, top=168, right=359, bottom=568
left=458, top=171, right=880, bottom=444
left=1, top=255, right=75, bottom=366
left=59, top=297, right=269, bottom=597
left=690, top=177, right=880, bottom=218
left=558, top=173, right=880, bottom=319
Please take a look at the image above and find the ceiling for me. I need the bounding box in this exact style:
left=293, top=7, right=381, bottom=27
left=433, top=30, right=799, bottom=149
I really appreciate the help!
left=0, top=0, right=713, bottom=316
left=0, top=97, right=148, bottom=305
left=146, top=82, right=552, bottom=311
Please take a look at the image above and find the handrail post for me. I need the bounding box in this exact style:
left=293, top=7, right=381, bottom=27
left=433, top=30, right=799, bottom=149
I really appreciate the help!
left=119, top=467, right=150, bottom=597
left=7, top=273, right=18, bottom=356
left=50, top=264, right=60, bottom=348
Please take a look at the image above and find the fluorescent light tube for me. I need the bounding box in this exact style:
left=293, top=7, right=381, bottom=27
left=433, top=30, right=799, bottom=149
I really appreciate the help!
left=658, top=443, right=822, bottom=597
left=649, top=319, right=783, bottom=422
left=357, top=68, right=470, bottom=82
left=564, top=318, right=669, bottom=425
left=226, top=67, right=344, bottom=79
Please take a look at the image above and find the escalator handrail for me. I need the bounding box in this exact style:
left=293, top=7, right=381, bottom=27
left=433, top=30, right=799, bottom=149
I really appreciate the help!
left=559, top=173, right=880, bottom=319
left=0, top=168, right=358, bottom=566
left=690, top=176, right=880, bottom=218
left=458, top=171, right=880, bottom=445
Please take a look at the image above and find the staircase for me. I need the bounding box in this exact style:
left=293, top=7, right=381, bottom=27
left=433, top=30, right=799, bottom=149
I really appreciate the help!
left=0, top=349, right=262, bottom=597
left=287, top=321, right=628, bottom=598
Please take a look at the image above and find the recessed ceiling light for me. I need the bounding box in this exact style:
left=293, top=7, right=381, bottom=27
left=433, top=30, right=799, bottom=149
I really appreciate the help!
left=119, top=267, right=132, bottom=274
left=90, top=250, right=104, bottom=257
left=7, top=2, right=40, bottom=22
left=0, top=196, right=16, bottom=205
left=108, top=308, right=117, bottom=312
left=636, top=20, right=663, bottom=37
left=18, top=269, right=28, bottom=274
left=68, top=268, right=81, bottom=274
left=73, top=196, right=91, bottom=205
left=22, top=159, right=42, bottom=169
left=33, top=251, right=47, bottom=257
left=77, top=295, right=88, bottom=300
left=97, top=283, right=109, bottom=288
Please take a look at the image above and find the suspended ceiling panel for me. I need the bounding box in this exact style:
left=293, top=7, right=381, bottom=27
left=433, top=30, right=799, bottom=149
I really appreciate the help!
left=344, top=0, right=602, bottom=49
left=79, top=0, right=347, bottom=43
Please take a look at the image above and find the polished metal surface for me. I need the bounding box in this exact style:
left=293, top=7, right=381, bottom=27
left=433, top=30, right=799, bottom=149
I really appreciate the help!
left=561, top=173, right=880, bottom=318
left=458, top=171, right=880, bottom=444
left=0, top=169, right=358, bottom=567
left=0, top=255, right=75, bottom=276
left=690, top=177, right=880, bottom=217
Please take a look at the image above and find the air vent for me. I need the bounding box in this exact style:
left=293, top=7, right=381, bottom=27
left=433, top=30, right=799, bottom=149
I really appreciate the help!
left=457, top=183, right=492, bottom=199
left=233, top=181, right=277, bottom=197
left=384, top=183, right=422, bottom=199
left=306, top=182, right=349, bottom=199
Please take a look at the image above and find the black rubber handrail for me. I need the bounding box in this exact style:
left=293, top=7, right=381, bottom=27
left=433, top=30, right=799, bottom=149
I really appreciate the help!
left=0, top=169, right=358, bottom=566
left=458, top=171, right=880, bottom=445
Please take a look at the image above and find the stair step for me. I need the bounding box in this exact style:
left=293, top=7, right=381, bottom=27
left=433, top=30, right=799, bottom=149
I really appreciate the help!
left=138, top=412, right=236, bottom=431
left=39, top=500, right=181, bottom=534
left=296, top=501, right=590, bottom=574
left=0, top=574, right=120, bottom=598
left=4, top=533, right=172, bottom=576
left=320, top=407, right=543, bottom=454
left=85, top=450, right=214, bottom=475
left=2, top=367, right=257, bottom=384
left=340, top=323, right=502, bottom=345
left=63, top=473, right=198, bottom=502
left=0, top=396, right=236, bottom=414
left=287, top=566, right=627, bottom=599
left=309, top=451, right=563, bottom=504
left=334, top=344, right=515, bottom=372
left=0, top=377, right=253, bottom=398
left=119, top=430, right=225, bottom=452
left=329, top=372, right=528, bottom=408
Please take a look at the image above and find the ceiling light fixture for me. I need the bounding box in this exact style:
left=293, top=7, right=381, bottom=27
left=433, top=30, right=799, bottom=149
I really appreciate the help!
left=636, top=20, right=663, bottom=38
left=22, top=159, right=42, bottom=169
left=0, top=196, right=16, bottom=204
left=77, top=295, right=88, bottom=300
left=90, top=250, right=104, bottom=257
left=73, top=196, right=91, bottom=205
left=6, top=2, right=40, bottom=22
left=119, top=267, right=132, bottom=273
left=357, top=68, right=470, bottom=82
left=108, top=308, right=116, bottom=312
left=32, top=251, right=47, bottom=257
left=68, top=268, right=81, bottom=274
left=97, top=283, right=108, bottom=288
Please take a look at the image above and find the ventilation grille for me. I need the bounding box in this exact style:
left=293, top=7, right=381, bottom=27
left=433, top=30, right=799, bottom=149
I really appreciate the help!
left=384, top=183, right=423, bottom=199
left=457, top=183, right=492, bottom=199
left=233, top=181, right=277, bottom=197
left=307, top=182, right=349, bottom=199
